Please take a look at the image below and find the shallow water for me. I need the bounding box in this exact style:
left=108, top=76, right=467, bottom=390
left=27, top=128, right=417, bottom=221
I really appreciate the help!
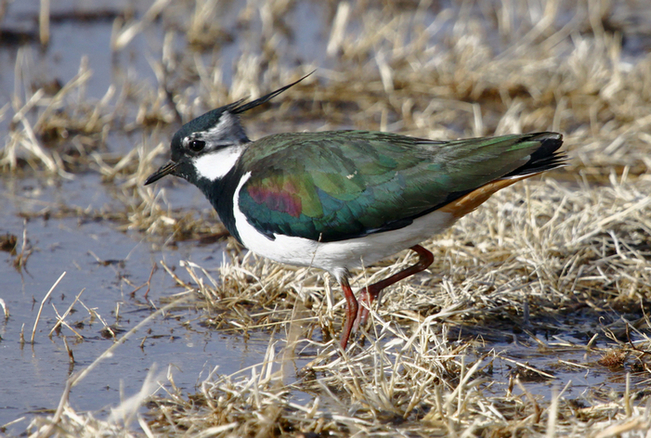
left=1, top=0, right=649, bottom=435
left=0, top=175, right=279, bottom=430
left=0, top=171, right=640, bottom=433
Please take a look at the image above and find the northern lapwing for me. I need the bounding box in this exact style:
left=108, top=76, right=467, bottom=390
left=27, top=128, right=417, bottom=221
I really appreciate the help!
left=145, top=74, right=565, bottom=349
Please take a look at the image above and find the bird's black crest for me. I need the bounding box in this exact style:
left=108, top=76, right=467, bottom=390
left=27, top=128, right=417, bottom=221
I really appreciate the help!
left=229, top=71, right=314, bottom=114
left=170, top=71, right=315, bottom=156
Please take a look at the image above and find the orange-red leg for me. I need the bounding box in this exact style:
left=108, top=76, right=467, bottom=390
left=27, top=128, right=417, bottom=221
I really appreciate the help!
left=339, top=276, right=358, bottom=350
left=354, top=244, right=434, bottom=331
left=338, top=245, right=434, bottom=349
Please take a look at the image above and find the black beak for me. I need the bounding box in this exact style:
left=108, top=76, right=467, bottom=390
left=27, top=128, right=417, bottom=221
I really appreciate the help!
left=145, top=161, right=179, bottom=185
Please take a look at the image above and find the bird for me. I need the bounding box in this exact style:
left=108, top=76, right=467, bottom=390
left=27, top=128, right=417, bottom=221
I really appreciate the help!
left=145, top=73, right=565, bottom=350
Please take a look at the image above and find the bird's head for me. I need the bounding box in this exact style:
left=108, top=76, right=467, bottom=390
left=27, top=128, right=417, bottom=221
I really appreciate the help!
left=145, top=72, right=313, bottom=186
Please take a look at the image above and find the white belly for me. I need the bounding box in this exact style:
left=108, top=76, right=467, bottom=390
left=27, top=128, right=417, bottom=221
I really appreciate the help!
left=232, top=173, right=456, bottom=280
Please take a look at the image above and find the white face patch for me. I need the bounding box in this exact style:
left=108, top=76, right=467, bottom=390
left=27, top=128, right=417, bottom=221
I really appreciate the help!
left=193, top=146, right=245, bottom=181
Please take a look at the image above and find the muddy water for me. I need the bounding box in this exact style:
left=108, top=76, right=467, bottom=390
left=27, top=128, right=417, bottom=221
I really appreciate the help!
left=0, top=173, right=636, bottom=432
left=0, top=175, right=282, bottom=431
left=0, top=1, right=316, bottom=431
left=1, top=0, right=649, bottom=435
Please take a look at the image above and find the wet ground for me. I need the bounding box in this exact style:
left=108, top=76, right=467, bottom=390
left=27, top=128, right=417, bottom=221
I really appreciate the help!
left=1, top=0, right=650, bottom=436
left=1, top=168, right=641, bottom=432
left=0, top=175, right=287, bottom=431
left=0, top=1, right=269, bottom=431
left=0, top=176, right=646, bottom=432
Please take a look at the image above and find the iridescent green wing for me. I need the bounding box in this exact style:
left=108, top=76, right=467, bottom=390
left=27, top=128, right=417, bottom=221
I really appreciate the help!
left=238, top=130, right=556, bottom=242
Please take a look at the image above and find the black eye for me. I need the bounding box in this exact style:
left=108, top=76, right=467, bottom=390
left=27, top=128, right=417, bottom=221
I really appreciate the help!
left=188, top=139, right=205, bottom=152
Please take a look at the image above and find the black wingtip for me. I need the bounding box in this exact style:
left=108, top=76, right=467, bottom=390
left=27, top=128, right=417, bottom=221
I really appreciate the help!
left=519, top=132, right=567, bottom=175
left=230, top=71, right=315, bottom=115
left=529, top=132, right=563, bottom=160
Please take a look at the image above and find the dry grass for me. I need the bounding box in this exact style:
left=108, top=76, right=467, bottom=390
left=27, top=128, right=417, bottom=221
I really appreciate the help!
left=6, top=0, right=651, bottom=437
